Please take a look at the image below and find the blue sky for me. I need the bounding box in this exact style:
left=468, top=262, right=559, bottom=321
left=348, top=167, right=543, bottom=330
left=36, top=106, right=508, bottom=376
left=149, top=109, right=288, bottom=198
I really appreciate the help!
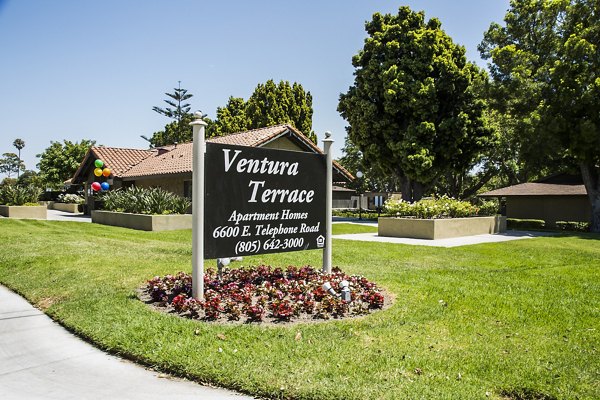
left=0, top=0, right=509, bottom=177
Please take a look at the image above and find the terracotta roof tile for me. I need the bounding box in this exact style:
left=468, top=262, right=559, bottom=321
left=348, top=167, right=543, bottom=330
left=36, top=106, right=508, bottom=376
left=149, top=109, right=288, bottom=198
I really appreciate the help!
left=123, top=143, right=194, bottom=178
left=207, top=124, right=290, bottom=147
left=91, top=147, right=152, bottom=176
left=72, top=124, right=354, bottom=183
left=479, top=182, right=587, bottom=197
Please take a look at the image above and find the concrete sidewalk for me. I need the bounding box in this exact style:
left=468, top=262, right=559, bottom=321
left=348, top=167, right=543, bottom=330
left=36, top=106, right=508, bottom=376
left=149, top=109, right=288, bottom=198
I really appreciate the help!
left=46, top=209, right=91, bottom=222
left=0, top=285, right=255, bottom=400
left=333, top=230, right=555, bottom=247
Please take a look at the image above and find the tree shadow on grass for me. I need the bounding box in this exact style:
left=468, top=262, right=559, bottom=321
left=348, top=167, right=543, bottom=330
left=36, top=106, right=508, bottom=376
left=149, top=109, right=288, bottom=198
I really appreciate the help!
left=499, top=387, right=557, bottom=400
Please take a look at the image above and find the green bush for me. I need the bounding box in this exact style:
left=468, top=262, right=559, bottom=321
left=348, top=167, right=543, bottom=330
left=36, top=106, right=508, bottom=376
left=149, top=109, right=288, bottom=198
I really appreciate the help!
left=383, top=196, right=498, bottom=219
left=506, top=218, right=546, bottom=230
left=475, top=198, right=500, bottom=216
left=332, top=209, right=382, bottom=220
left=0, top=184, right=42, bottom=206
left=57, top=193, right=85, bottom=204
left=555, top=221, right=590, bottom=232
left=100, top=186, right=190, bottom=215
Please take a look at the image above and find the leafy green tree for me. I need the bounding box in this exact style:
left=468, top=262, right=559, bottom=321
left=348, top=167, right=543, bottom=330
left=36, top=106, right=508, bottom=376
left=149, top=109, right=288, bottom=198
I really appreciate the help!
left=0, top=152, right=25, bottom=178
left=212, top=97, right=251, bottom=136
left=148, top=113, right=195, bottom=148
left=17, top=170, right=44, bottom=189
left=338, top=6, right=495, bottom=202
left=37, top=140, right=96, bottom=189
left=337, top=135, right=400, bottom=193
left=480, top=0, right=600, bottom=231
left=0, top=177, right=17, bottom=188
left=12, top=138, right=25, bottom=179
left=479, top=0, right=577, bottom=183
left=245, top=80, right=316, bottom=142
left=211, top=80, right=316, bottom=143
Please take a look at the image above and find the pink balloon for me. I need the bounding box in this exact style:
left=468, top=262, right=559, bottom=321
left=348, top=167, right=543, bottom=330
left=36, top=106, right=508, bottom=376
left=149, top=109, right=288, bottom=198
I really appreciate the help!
left=91, top=182, right=101, bottom=192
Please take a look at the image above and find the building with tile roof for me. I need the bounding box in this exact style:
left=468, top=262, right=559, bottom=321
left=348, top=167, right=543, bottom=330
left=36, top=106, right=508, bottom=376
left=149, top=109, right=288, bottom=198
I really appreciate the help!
left=72, top=124, right=355, bottom=212
left=479, top=173, right=590, bottom=226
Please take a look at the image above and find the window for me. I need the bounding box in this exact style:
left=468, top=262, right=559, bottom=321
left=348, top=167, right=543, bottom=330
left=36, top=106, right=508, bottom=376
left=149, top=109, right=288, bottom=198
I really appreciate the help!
left=184, top=180, right=192, bottom=199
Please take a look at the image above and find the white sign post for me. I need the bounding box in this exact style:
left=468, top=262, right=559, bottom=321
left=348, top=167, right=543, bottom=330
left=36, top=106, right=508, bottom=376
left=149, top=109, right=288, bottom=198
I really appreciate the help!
left=322, top=132, right=333, bottom=274
left=191, top=113, right=207, bottom=300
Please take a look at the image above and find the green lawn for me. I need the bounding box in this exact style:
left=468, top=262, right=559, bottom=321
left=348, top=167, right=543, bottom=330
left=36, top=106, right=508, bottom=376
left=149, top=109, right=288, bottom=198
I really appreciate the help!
left=0, top=219, right=598, bottom=399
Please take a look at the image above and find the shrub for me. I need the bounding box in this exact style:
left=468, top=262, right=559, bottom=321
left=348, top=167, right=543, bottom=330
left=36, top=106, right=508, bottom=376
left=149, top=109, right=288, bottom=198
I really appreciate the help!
left=555, top=221, right=590, bottom=232
left=475, top=198, right=499, bottom=216
left=506, top=218, right=546, bottom=230
left=384, top=196, right=497, bottom=219
left=332, top=209, right=382, bottom=219
left=101, top=186, right=190, bottom=215
left=57, top=193, right=85, bottom=204
left=0, top=184, right=42, bottom=206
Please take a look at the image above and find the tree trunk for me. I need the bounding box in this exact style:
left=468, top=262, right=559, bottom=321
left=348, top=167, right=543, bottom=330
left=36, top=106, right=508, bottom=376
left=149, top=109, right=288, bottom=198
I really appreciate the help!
left=399, top=175, right=425, bottom=203
left=412, top=181, right=425, bottom=202
left=400, top=175, right=413, bottom=203
left=580, top=163, right=600, bottom=233
left=460, top=168, right=498, bottom=200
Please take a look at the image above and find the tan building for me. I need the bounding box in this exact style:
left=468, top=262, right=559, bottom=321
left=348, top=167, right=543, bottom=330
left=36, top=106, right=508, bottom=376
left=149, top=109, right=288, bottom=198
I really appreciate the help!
left=72, top=124, right=354, bottom=213
left=479, top=174, right=591, bottom=227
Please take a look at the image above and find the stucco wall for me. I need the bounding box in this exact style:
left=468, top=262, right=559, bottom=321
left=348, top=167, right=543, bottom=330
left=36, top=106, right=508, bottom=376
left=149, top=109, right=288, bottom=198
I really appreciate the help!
left=378, top=216, right=506, bottom=240
left=92, top=210, right=192, bottom=231
left=132, top=174, right=191, bottom=197
left=261, top=136, right=304, bottom=152
left=506, top=195, right=591, bottom=226
left=0, top=205, right=47, bottom=219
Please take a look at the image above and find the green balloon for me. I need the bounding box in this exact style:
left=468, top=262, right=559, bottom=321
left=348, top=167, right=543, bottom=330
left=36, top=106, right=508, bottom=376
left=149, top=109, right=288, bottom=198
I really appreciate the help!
left=94, top=159, right=104, bottom=168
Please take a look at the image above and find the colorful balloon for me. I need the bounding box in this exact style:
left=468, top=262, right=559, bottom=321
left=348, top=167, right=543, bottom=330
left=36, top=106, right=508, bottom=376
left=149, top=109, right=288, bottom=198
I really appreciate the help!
left=102, top=168, right=111, bottom=177
left=94, top=159, right=104, bottom=168
left=91, top=182, right=101, bottom=191
left=94, top=168, right=103, bottom=177
left=100, top=182, right=110, bottom=191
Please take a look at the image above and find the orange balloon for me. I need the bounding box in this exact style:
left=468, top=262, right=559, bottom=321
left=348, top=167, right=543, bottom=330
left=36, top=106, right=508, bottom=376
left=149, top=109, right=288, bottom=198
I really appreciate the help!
left=102, top=168, right=111, bottom=177
left=94, top=168, right=103, bottom=177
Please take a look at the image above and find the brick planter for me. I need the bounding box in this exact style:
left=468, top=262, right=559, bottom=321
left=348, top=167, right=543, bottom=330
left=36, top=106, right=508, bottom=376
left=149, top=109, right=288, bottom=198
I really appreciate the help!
left=0, top=205, right=47, bottom=219
left=378, top=216, right=506, bottom=240
left=91, top=210, right=192, bottom=231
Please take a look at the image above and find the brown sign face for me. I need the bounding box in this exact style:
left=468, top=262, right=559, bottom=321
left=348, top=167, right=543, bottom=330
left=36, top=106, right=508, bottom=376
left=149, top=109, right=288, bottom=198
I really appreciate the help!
left=204, top=143, right=326, bottom=259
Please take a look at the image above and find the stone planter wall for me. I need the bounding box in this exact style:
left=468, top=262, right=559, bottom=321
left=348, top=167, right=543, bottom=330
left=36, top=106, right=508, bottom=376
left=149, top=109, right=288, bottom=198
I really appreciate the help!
left=91, top=210, right=192, bottom=231
left=378, top=216, right=506, bottom=240
left=0, top=205, right=47, bottom=219
left=49, top=202, right=81, bottom=213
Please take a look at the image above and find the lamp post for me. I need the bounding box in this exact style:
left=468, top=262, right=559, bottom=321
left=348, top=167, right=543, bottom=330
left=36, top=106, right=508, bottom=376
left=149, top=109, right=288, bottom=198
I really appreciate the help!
left=356, top=170, right=363, bottom=220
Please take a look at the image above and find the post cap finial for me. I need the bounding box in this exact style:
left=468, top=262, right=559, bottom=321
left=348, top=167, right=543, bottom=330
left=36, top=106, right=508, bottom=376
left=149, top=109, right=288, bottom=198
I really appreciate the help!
left=190, top=110, right=208, bottom=126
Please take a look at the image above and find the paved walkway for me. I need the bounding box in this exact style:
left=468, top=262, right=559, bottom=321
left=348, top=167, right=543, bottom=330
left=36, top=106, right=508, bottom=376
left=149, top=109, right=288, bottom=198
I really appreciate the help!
left=333, top=229, right=555, bottom=247
left=332, top=218, right=556, bottom=247
left=46, top=209, right=91, bottom=222
left=0, top=285, right=255, bottom=400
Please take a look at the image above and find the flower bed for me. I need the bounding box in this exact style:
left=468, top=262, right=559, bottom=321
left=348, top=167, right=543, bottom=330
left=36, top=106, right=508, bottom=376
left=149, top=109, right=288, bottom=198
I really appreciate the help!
left=142, top=265, right=386, bottom=323
left=384, top=196, right=498, bottom=219
left=378, top=196, right=504, bottom=239
left=50, top=193, right=84, bottom=213
left=51, top=202, right=82, bottom=213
